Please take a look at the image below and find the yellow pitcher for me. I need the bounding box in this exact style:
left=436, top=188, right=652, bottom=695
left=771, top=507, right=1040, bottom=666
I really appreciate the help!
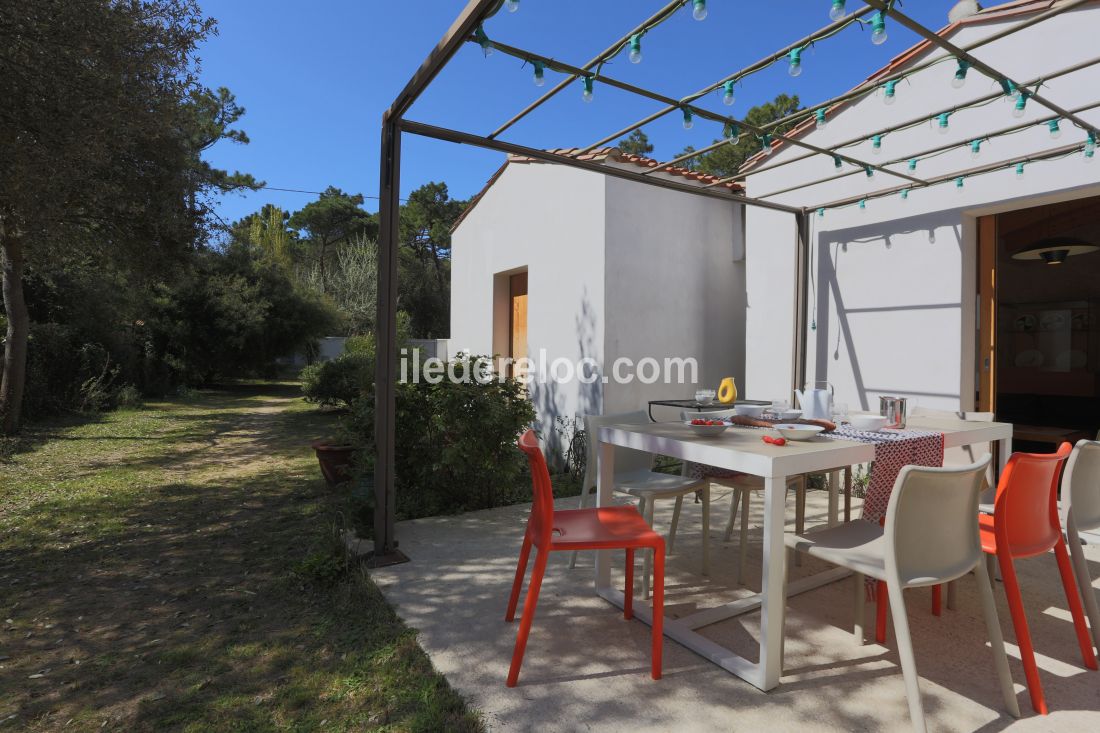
left=717, top=377, right=738, bottom=404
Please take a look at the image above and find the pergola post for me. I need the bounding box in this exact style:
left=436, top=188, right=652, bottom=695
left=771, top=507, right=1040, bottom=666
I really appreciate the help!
left=371, top=113, right=405, bottom=566
left=792, top=210, right=811, bottom=400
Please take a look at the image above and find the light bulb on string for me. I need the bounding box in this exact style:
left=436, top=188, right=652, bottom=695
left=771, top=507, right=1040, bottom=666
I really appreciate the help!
left=908, top=158, right=918, bottom=172
left=692, top=0, right=707, bottom=21
left=721, top=80, right=735, bottom=106
left=952, top=59, right=970, bottom=88
left=581, top=76, right=594, bottom=103
left=1015, top=162, right=1026, bottom=179
left=761, top=134, right=773, bottom=157
left=1000, top=79, right=1020, bottom=98
left=900, top=188, right=910, bottom=203
left=1086, top=132, right=1097, bottom=163
left=859, top=199, right=867, bottom=212
left=628, top=34, right=643, bottom=64
left=829, top=0, right=846, bottom=21
left=505, top=0, right=519, bottom=12
left=474, top=25, right=494, bottom=58
left=788, top=47, right=803, bottom=77
left=532, top=61, right=545, bottom=87
left=937, top=112, right=951, bottom=134
left=871, top=135, right=883, bottom=155
left=955, top=176, right=966, bottom=193
left=929, top=230, right=937, bottom=244
left=681, top=108, right=694, bottom=130
left=870, top=12, right=888, bottom=45
left=833, top=155, right=843, bottom=169
left=1012, top=92, right=1028, bottom=118
left=1048, top=119, right=1062, bottom=139
left=883, top=80, right=897, bottom=105
left=723, top=123, right=740, bottom=145
left=865, top=166, right=874, bottom=178
left=817, top=207, right=826, bottom=218
left=815, top=108, right=827, bottom=130
left=970, top=139, right=982, bottom=159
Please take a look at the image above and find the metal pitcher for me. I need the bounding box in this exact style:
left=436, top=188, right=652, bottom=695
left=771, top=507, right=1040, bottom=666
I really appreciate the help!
left=879, top=396, right=908, bottom=429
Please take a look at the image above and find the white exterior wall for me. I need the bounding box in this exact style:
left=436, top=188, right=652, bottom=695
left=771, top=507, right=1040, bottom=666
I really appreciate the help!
left=744, top=4, right=1100, bottom=413
left=604, top=174, right=746, bottom=414
left=449, top=163, right=607, bottom=448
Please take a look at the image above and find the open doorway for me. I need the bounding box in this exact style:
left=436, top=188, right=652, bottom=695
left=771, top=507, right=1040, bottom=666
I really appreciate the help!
left=979, top=197, right=1100, bottom=451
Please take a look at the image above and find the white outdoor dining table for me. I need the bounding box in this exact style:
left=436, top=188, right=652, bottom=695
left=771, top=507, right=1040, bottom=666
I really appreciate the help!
left=595, top=415, right=1013, bottom=691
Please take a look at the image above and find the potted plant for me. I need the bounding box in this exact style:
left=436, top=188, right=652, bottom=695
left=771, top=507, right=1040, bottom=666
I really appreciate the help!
left=311, top=438, right=356, bottom=486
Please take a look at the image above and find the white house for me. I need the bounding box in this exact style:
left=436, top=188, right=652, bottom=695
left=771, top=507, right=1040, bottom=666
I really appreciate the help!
left=742, top=0, right=1100, bottom=447
left=449, top=149, right=747, bottom=445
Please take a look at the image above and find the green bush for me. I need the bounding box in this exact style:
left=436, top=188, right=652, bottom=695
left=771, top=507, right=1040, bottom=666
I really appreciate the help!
left=301, top=352, right=373, bottom=409
left=343, top=355, right=535, bottom=518
left=115, top=385, right=144, bottom=408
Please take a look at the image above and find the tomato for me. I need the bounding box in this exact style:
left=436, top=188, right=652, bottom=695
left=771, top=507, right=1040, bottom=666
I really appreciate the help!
left=762, top=435, right=774, bottom=444
left=773, top=437, right=787, bottom=446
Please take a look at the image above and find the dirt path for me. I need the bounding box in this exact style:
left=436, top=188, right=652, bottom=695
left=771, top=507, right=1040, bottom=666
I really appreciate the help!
left=0, top=385, right=479, bottom=732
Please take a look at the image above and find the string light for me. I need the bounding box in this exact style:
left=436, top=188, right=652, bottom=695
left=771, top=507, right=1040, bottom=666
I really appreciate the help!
left=883, top=80, right=897, bottom=105
left=1000, top=79, right=1019, bottom=98
left=1048, top=119, right=1062, bottom=139
left=681, top=108, right=694, bottom=130
left=871, top=134, right=883, bottom=154
left=833, top=155, right=843, bottom=169
left=865, top=166, right=874, bottom=178
left=788, top=47, right=803, bottom=77
left=628, top=34, right=643, bottom=64
left=505, top=0, right=519, bottom=12
left=955, top=176, right=965, bottom=193
left=908, top=158, right=918, bottom=172
left=952, top=59, right=970, bottom=88
left=817, top=207, right=826, bottom=217
left=693, top=0, right=708, bottom=21
left=532, top=61, right=545, bottom=87
left=1086, top=132, right=1097, bottom=163
left=1015, top=162, right=1026, bottom=178
left=870, top=12, right=888, bottom=45
left=937, top=112, right=951, bottom=134
left=474, top=25, right=493, bottom=57
left=815, top=108, right=827, bottom=129
left=761, top=134, right=773, bottom=156
left=723, top=123, right=740, bottom=144
left=970, top=139, right=982, bottom=159
left=859, top=198, right=867, bottom=211
left=721, top=80, right=735, bottom=106
left=1012, top=91, right=1029, bottom=118
left=900, top=188, right=910, bottom=202
left=581, top=76, right=594, bottom=103
left=829, top=0, right=847, bottom=22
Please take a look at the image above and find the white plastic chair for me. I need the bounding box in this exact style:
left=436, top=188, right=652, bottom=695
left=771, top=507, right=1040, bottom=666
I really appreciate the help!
left=569, top=411, right=709, bottom=596
left=679, top=409, right=807, bottom=585
left=783, top=456, right=1020, bottom=732
left=1061, top=439, right=1100, bottom=654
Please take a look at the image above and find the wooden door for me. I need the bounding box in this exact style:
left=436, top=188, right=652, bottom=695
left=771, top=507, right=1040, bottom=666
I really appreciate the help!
left=977, top=215, right=997, bottom=412
left=509, top=272, right=528, bottom=379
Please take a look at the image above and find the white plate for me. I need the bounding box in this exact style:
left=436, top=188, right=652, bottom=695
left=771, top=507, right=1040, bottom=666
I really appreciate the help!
left=773, top=423, right=825, bottom=441
left=684, top=420, right=729, bottom=437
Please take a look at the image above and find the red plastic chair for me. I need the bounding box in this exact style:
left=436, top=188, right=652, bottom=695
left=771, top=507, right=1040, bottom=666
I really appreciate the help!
left=980, top=443, right=1097, bottom=714
left=506, top=429, right=665, bottom=687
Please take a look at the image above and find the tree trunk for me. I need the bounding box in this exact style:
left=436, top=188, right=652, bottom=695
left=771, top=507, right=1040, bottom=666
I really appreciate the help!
left=0, top=230, right=29, bottom=434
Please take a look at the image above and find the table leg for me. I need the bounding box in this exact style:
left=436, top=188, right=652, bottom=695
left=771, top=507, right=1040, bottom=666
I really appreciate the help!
left=758, top=474, right=788, bottom=690
left=997, top=435, right=1012, bottom=484
left=827, top=470, right=840, bottom=527
left=595, top=440, right=615, bottom=593
left=844, top=467, right=852, bottom=523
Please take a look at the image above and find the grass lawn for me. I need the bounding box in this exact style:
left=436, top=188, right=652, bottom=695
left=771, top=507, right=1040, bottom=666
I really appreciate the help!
left=0, top=383, right=482, bottom=732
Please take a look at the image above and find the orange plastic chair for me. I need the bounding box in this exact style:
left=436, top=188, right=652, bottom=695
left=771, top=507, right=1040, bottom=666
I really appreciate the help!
left=506, top=429, right=665, bottom=687
left=980, top=442, right=1097, bottom=714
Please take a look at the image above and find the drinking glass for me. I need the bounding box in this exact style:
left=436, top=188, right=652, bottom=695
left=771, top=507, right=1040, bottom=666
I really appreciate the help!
left=832, top=401, right=849, bottom=423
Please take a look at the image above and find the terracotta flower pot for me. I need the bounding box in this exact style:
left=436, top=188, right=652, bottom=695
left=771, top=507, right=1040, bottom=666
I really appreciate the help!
left=311, top=440, right=355, bottom=486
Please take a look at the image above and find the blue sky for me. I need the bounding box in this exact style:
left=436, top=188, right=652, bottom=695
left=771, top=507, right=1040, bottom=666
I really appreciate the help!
left=197, top=0, right=966, bottom=223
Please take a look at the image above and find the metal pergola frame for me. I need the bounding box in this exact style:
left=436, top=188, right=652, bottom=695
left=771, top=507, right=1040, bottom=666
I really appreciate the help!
left=371, top=0, right=1098, bottom=562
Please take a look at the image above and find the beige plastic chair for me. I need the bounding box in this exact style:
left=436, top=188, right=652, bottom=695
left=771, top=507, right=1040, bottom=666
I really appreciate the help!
left=1061, top=439, right=1100, bottom=654
left=569, top=411, right=709, bottom=596
left=679, top=409, right=807, bottom=585
left=783, top=456, right=1020, bottom=732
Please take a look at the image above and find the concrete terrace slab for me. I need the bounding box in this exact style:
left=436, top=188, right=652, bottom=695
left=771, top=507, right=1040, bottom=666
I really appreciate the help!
left=371, top=486, right=1100, bottom=732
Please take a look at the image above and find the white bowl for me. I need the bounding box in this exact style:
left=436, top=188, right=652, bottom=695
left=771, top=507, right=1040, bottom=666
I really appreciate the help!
left=733, top=404, right=766, bottom=418
left=694, top=389, right=716, bottom=405
left=684, top=419, right=729, bottom=437
left=849, top=414, right=889, bottom=432
left=777, top=408, right=803, bottom=420
left=773, top=423, right=825, bottom=441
